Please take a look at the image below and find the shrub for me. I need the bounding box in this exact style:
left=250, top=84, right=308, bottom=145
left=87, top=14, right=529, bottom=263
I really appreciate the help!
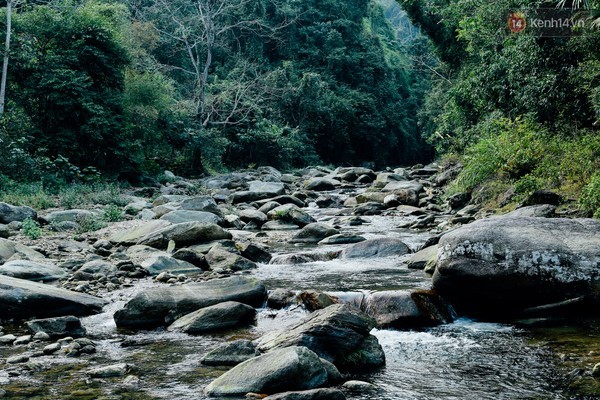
left=103, top=205, right=123, bottom=222
left=75, top=215, right=107, bottom=234
left=22, top=217, right=42, bottom=240
left=580, top=173, right=600, bottom=218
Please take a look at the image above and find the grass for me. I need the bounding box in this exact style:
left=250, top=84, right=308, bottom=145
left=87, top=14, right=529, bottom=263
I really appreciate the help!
left=446, top=117, right=600, bottom=214
left=0, top=181, right=130, bottom=211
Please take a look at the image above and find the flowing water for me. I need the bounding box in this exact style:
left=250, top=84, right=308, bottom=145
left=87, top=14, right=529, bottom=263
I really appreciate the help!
left=1, top=203, right=599, bottom=399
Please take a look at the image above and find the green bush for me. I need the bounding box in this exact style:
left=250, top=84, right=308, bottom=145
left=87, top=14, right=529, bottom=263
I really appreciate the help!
left=22, top=217, right=42, bottom=240
left=580, top=173, right=600, bottom=218
left=103, top=204, right=123, bottom=222
left=76, top=215, right=107, bottom=234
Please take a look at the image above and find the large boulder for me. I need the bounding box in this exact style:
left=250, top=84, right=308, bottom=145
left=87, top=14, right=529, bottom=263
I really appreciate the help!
left=0, top=260, right=66, bottom=282
left=290, top=223, right=339, bottom=244
left=363, top=290, right=454, bottom=329
left=0, top=202, right=36, bottom=224
left=0, top=238, right=46, bottom=264
left=0, top=275, right=106, bottom=319
left=136, top=222, right=232, bottom=249
left=256, top=304, right=385, bottom=372
left=114, top=276, right=266, bottom=329
left=204, top=346, right=328, bottom=397
left=341, top=238, right=410, bottom=259
left=407, top=245, right=438, bottom=270
left=43, top=209, right=98, bottom=224
left=167, top=301, right=257, bottom=334
left=433, top=217, right=600, bottom=317
left=160, top=210, right=223, bottom=225
left=140, top=255, right=201, bottom=276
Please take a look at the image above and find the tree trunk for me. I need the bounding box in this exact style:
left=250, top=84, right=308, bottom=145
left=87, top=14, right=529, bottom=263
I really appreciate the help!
left=0, top=0, right=12, bottom=118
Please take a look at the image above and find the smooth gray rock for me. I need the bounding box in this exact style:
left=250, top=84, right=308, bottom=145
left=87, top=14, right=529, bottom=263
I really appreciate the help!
left=264, top=389, right=347, bottom=400
left=0, top=202, right=36, bottom=224
left=0, top=238, right=46, bottom=264
left=290, top=223, right=339, bottom=244
left=167, top=301, right=256, bottom=333
left=504, top=204, right=556, bottom=218
left=318, top=234, right=366, bottom=245
left=114, top=276, right=266, bottom=329
left=136, top=222, right=232, bottom=249
left=0, top=275, right=106, bottom=319
left=407, top=245, right=438, bottom=270
left=363, top=290, right=454, bottom=328
left=26, top=316, right=85, bottom=339
left=74, top=260, right=117, bottom=280
left=88, top=363, right=130, bottom=378
left=180, top=196, right=223, bottom=216
left=201, top=340, right=258, bottom=366
left=238, top=242, right=272, bottom=264
left=239, top=209, right=268, bottom=225
left=433, top=217, right=600, bottom=317
left=205, top=244, right=257, bottom=272
left=204, top=346, right=328, bottom=396
left=44, top=209, right=98, bottom=224
left=305, top=178, right=341, bottom=191
left=262, top=221, right=301, bottom=231
left=160, top=210, right=223, bottom=225
left=0, top=260, right=66, bottom=282
left=231, top=181, right=286, bottom=203
left=267, top=204, right=316, bottom=227
left=109, top=220, right=171, bottom=245
left=141, top=255, right=201, bottom=276
left=257, top=304, right=385, bottom=372
left=341, top=238, right=410, bottom=259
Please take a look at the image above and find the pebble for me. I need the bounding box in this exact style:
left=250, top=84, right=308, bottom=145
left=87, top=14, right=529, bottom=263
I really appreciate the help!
left=342, top=380, right=378, bottom=392
left=33, top=332, right=51, bottom=341
left=88, top=363, right=129, bottom=378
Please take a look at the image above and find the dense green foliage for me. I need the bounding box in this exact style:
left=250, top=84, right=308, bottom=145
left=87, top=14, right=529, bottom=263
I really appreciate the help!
left=0, top=0, right=433, bottom=183
left=403, top=0, right=600, bottom=212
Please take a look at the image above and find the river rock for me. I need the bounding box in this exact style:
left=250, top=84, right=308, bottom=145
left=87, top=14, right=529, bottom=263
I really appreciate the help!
left=0, top=275, right=106, bottom=319
left=433, top=217, right=600, bottom=317
left=26, top=315, right=86, bottom=339
left=73, top=260, right=117, bottom=280
left=231, top=181, right=286, bottom=204
left=268, top=289, right=296, bottom=309
left=262, top=221, right=301, bottom=231
left=267, top=204, right=316, bottom=227
left=172, top=248, right=210, bottom=270
left=109, top=220, right=171, bottom=245
left=160, top=210, right=223, bottom=225
left=201, top=340, right=258, bottom=366
left=318, top=234, right=366, bottom=245
left=304, top=178, right=340, bottom=191
left=180, top=196, right=223, bottom=216
left=136, top=222, right=232, bottom=249
left=0, top=202, right=36, bottom=224
left=257, top=304, right=385, bottom=372
left=504, top=204, right=556, bottom=218
left=114, top=276, right=266, bottom=329
left=290, top=223, right=339, bottom=244
left=0, top=238, right=46, bottom=264
left=298, top=290, right=339, bottom=311
left=238, top=242, right=272, bottom=264
left=204, top=346, right=328, bottom=396
left=88, top=363, right=130, bottom=378
left=43, top=209, right=98, bottom=224
left=341, top=238, right=410, bottom=259
left=407, top=245, right=438, bottom=270
left=0, top=260, right=66, bottom=282
left=141, top=255, right=201, bottom=276
left=205, top=244, right=257, bottom=272
left=363, top=290, right=454, bottom=328
left=167, top=301, right=257, bottom=334
left=238, top=209, right=268, bottom=226
left=264, top=389, right=347, bottom=400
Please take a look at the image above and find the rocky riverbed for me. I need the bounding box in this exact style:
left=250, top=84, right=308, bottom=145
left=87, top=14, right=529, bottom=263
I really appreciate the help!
left=0, top=164, right=599, bottom=399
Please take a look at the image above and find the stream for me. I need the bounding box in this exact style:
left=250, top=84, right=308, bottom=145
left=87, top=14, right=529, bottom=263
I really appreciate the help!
left=1, top=199, right=599, bottom=399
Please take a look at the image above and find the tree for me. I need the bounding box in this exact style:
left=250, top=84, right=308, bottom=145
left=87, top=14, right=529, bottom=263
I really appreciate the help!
left=0, top=0, right=19, bottom=118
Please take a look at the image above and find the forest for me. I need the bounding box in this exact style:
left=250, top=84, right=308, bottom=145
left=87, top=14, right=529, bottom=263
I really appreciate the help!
left=0, top=0, right=599, bottom=216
